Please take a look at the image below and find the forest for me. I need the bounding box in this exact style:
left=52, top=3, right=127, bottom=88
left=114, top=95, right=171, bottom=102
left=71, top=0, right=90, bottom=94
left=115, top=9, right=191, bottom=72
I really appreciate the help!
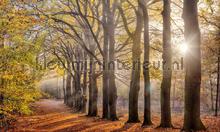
left=0, top=0, right=219, bottom=131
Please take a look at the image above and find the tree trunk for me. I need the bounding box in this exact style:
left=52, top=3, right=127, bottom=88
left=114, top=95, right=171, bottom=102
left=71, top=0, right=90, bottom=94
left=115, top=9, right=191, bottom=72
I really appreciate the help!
left=71, top=61, right=76, bottom=109
left=108, top=2, right=118, bottom=120
left=74, top=46, right=83, bottom=112
left=140, top=0, right=152, bottom=126
left=88, top=57, right=98, bottom=116
left=102, top=0, right=110, bottom=119
left=127, top=5, right=143, bottom=123
left=63, top=71, right=67, bottom=104
left=210, top=75, right=214, bottom=111
left=82, top=50, right=88, bottom=113
left=182, top=0, right=206, bottom=130
left=66, top=63, right=72, bottom=107
left=215, top=48, right=220, bottom=116
left=88, top=33, right=98, bottom=117
left=159, top=0, right=173, bottom=128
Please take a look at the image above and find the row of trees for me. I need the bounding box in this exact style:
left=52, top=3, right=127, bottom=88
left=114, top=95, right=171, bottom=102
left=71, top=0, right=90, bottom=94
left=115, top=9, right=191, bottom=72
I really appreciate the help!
left=12, top=0, right=219, bottom=131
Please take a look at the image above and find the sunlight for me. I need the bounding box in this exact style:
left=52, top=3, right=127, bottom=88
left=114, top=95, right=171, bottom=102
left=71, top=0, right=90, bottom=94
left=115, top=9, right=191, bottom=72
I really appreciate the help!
left=180, top=42, right=188, bottom=54
left=1, top=0, right=219, bottom=131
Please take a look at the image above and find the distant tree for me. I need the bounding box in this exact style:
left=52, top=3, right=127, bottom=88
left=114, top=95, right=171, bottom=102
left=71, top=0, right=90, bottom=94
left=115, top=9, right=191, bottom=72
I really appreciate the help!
left=66, top=62, right=73, bottom=107
left=215, top=48, right=220, bottom=116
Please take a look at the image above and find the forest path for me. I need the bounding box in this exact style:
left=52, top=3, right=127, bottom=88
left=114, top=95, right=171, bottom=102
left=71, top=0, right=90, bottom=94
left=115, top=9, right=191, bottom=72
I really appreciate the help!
left=9, top=99, right=220, bottom=132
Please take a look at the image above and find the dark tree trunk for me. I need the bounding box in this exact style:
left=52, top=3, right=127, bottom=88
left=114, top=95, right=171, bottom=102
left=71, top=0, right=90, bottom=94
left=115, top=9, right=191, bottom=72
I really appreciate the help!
left=71, top=61, right=76, bottom=109
left=107, top=2, right=118, bottom=120
left=66, top=63, right=72, bottom=107
left=0, top=94, right=3, bottom=105
left=215, top=48, right=220, bottom=116
left=75, top=46, right=84, bottom=112
left=88, top=58, right=98, bottom=116
left=63, top=71, right=67, bottom=104
left=82, top=50, right=88, bottom=113
left=182, top=0, right=206, bottom=130
left=88, top=63, right=93, bottom=116
left=127, top=5, right=143, bottom=123
left=102, top=0, right=110, bottom=119
left=210, top=75, right=214, bottom=111
left=88, top=35, right=98, bottom=117
left=159, top=0, right=173, bottom=128
left=140, top=0, right=152, bottom=126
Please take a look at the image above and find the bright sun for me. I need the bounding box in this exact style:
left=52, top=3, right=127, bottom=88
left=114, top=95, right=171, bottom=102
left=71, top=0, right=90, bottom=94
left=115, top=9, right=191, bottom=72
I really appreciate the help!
left=180, top=42, right=188, bottom=54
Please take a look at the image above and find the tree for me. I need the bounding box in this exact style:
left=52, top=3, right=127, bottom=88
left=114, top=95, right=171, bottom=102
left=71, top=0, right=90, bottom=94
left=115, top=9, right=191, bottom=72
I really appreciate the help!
left=215, top=48, right=220, bottom=116
left=35, top=0, right=103, bottom=115
left=140, top=0, right=153, bottom=126
left=124, top=1, right=143, bottom=123
left=74, top=46, right=83, bottom=111
left=87, top=31, right=98, bottom=116
left=82, top=49, right=88, bottom=113
left=159, top=0, right=173, bottom=128
left=107, top=0, right=118, bottom=121
left=0, top=0, right=42, bottom=120
left=182, top=0, right=206, bottom=130
left=66, top=62, right=73, bottom=107
left=102, top=0, right=110, bottom=119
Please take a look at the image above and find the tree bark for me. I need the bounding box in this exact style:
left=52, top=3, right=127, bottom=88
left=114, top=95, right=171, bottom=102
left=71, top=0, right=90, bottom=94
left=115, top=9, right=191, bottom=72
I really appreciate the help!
left=182, top=0, right=206, bottom=130
left=88, top=57, right=98, bottom=116
left=66, top=62, right=72, bottom=107
left=71, top=60, right=76, bottom=109
left=215, top=48, right=220, bottom=116
left=74, top=46, right=83, bottom=112
left=82, top=50, right=88, bottom=113
left=140, top=0, right=153, bottom=126
left=63, top=71, right=67, bottom=104
left=102, top=0, right=110, bottom=119
left=127, top=4, right=143, bottom=123
left=159, top=0, right=173, bottom=128
left=107, top=1, right=118, bottom=120
left=88, top=33, right=98, bottom=117
left=209, top=75, right=214, bottom=111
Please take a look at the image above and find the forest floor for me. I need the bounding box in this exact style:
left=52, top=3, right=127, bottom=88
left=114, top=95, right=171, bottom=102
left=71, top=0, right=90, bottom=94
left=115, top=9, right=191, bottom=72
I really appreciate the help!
left=5, top=99, right=220, bottom=132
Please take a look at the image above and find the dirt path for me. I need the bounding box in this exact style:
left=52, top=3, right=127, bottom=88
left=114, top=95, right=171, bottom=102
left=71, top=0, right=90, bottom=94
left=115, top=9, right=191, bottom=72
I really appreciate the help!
left=7, top=99, right=220, bottom=132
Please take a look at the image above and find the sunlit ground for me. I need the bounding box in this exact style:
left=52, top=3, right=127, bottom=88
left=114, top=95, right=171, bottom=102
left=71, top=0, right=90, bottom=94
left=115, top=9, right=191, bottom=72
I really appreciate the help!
left=7, top=99, right=220, bottom=132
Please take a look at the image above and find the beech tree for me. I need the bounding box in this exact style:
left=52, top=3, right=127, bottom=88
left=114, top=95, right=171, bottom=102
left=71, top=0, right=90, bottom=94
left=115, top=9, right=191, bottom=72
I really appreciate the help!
left=107, top=0, right=118, bottom=121
left=215, top=48, right=220, bottom=116
left=182, top=0, right=206, bottom=130
left=159, top=0, right=173, bottom=128
left=140, top=0, right=153, bottom=126
left=102, top=0, right=110, bottom=119
left=118, top=0, right=144, bottom=122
